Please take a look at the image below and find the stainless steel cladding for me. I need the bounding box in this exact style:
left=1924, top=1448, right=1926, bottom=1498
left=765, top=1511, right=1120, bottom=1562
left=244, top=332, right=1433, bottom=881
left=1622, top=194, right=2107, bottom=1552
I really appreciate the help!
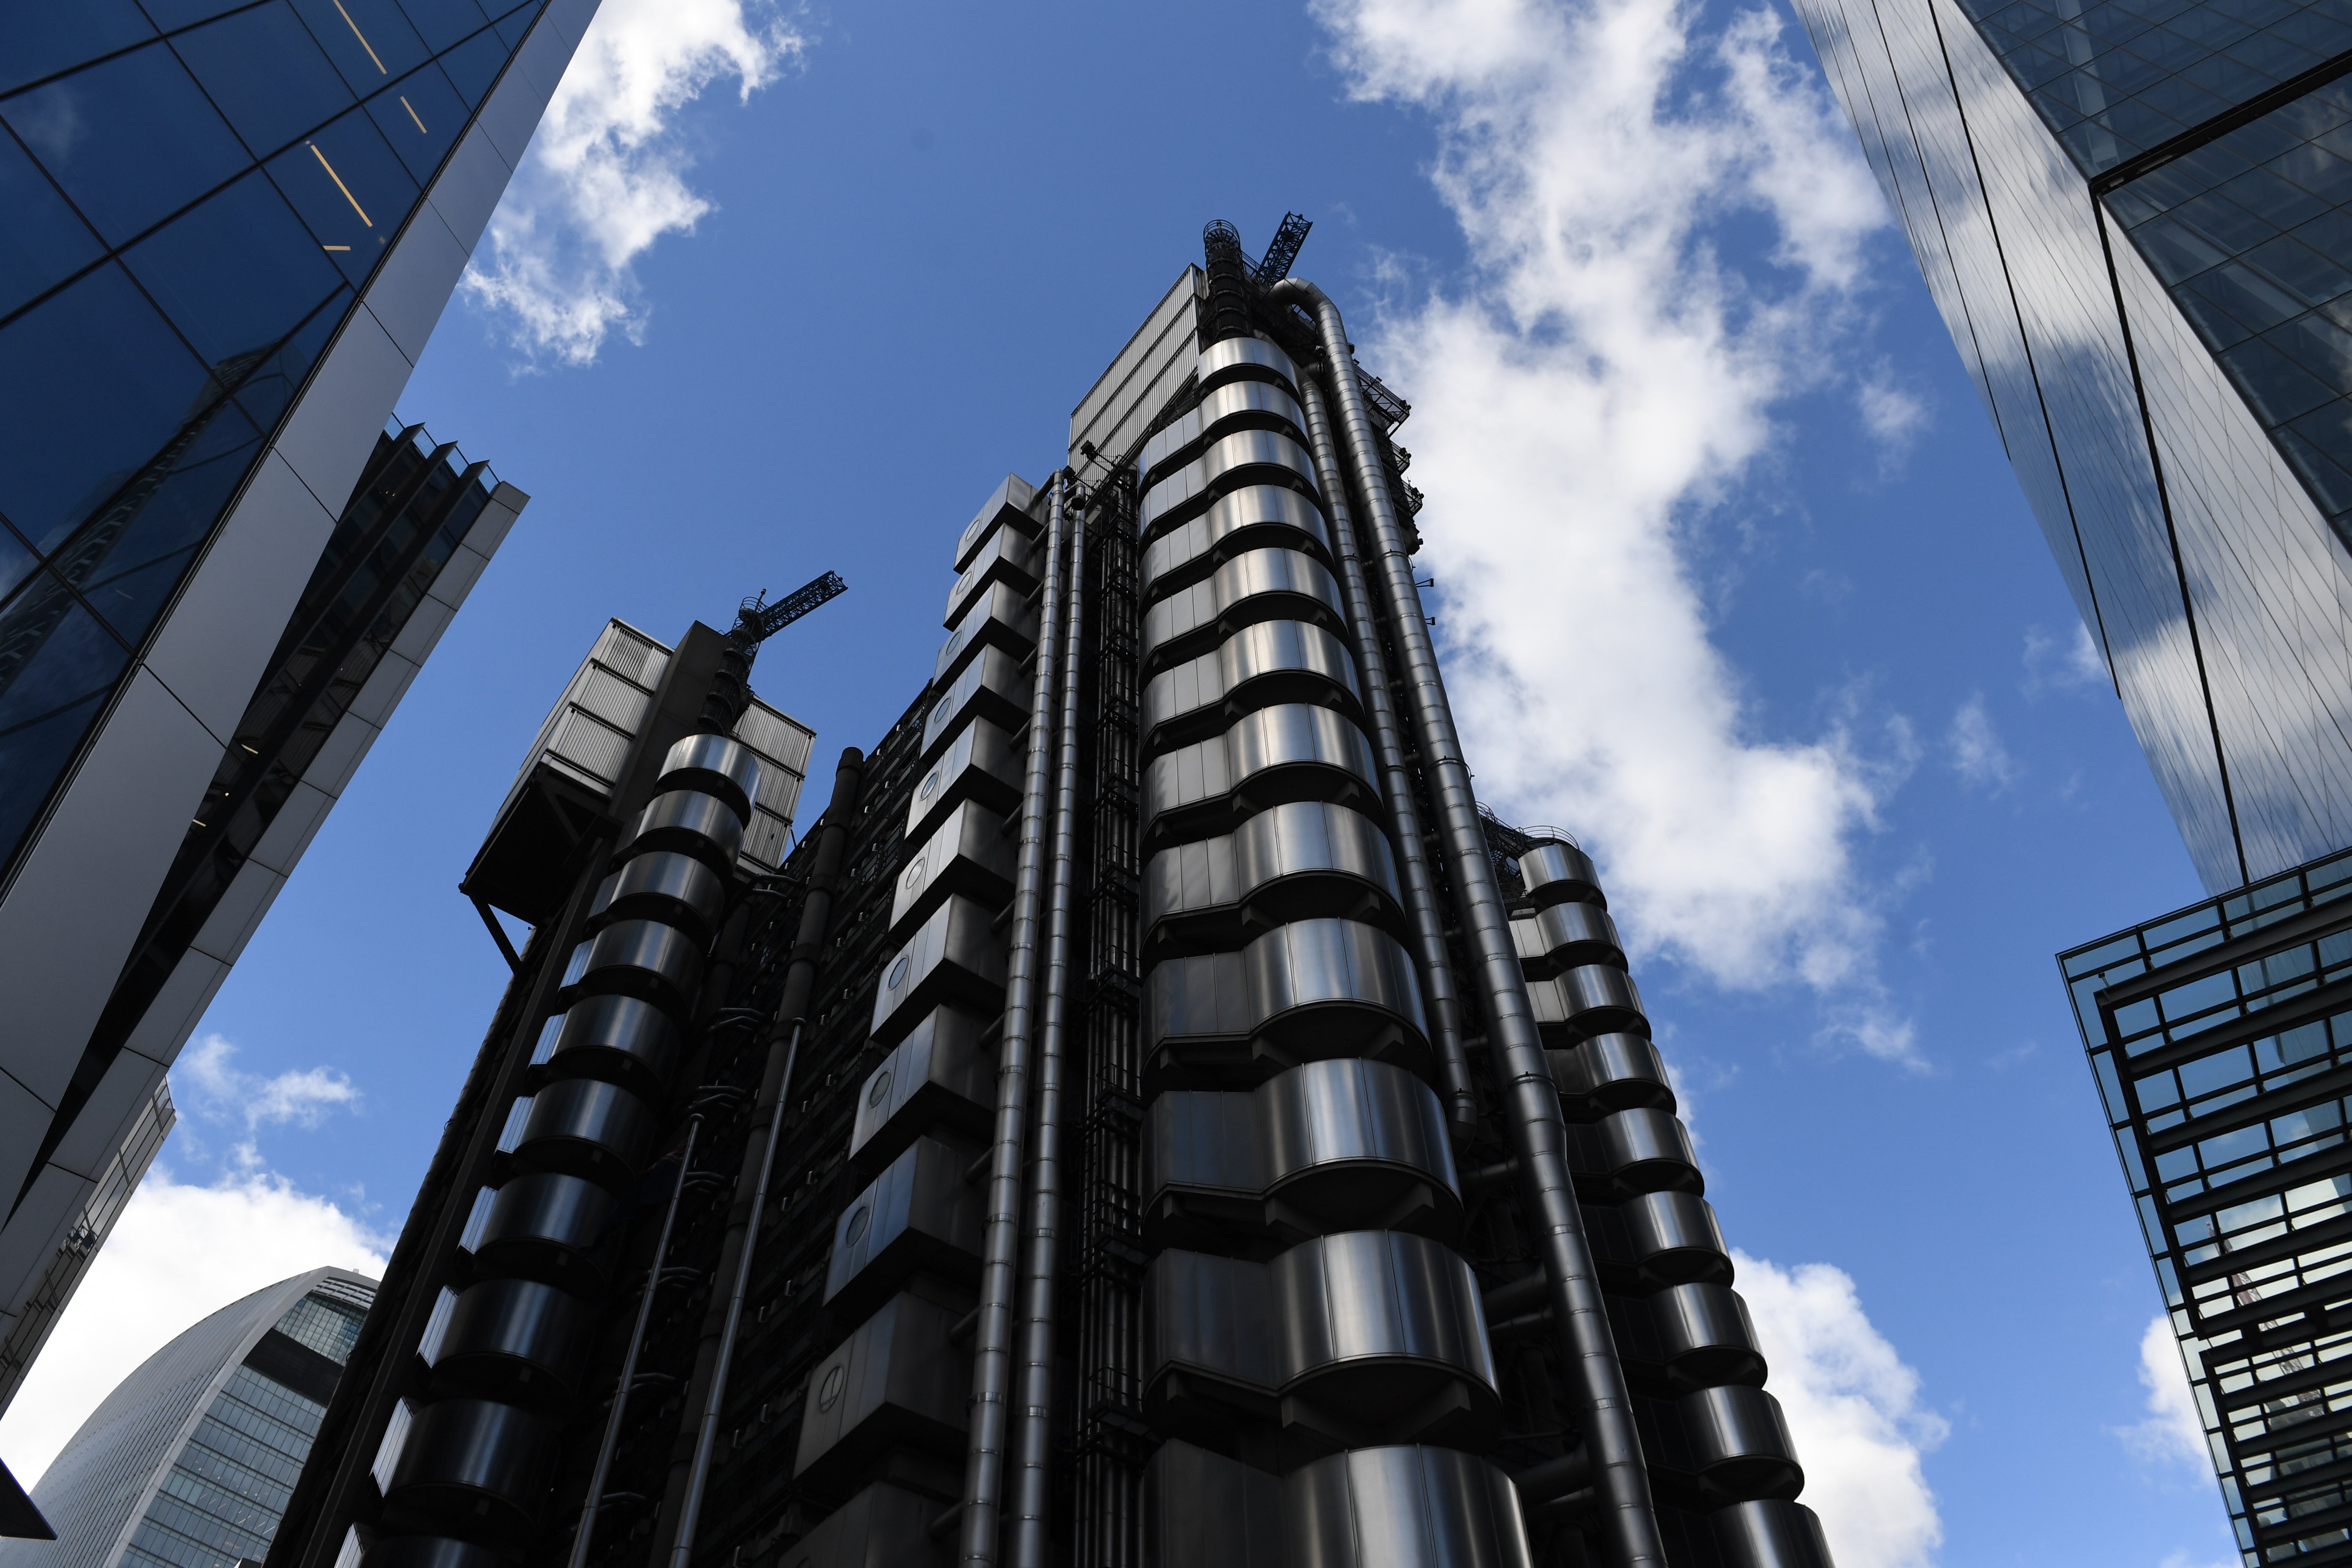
left=1146, top=951, right=1252, bottom=1078
left=381, top=1399, right=558, bottom=1548
left=1550, top=964, right=1649, bottom=1038
left=558, top=918, right=705, bottom=1019
left=1140, top=430, right=1323, bottom=534
left=1142, top=620, right=1361, bottom=753
left=544, top=994, right=679, bottom=1100
left=1141, top=487, right=1333, bottom=601
left=1552, top=1033, right=1674, bottom=1113
left=1144, top=1231, right=1497, bottom=1445
left=938, top=581, right=1041, bottom=685
left=871, top=894, right=1010, bottom=1047
left=623, top=789, right=746, bottom=875
left=590, top=851, right=727, bottom=947
left=1143, top=705, right=1379, bottom=845
left=823, top=1135, right=986, bottom=1320
left=1511, top=901, right=1627, bottom=975
left=1141, top=548, right=1344, bottom=670
left=1140, top=380, right=1310, bottom=487
left=1520, top=839, right=1606, bottom=909
left=655, top=733, right=762, bottom=825
left=907, top=716, right=1022, bottom=842
left=511, top=1079, right=654, bottom=1189
left=1283, top=1446, right=1535, bottom=1568
left=793, top=1293, right=972, bottom=1486
left=1680, top=1386, right=1803, bottom=1502
left=891, top=800, right=1015, bottom=939
left=850, top=1006, right=994, bottom=1175
left=1146, top=1058, right=1461, bottom=1246
left=475, top=1173, right=618, bottom=1284
left=946, top=523, right=1044, bottom=629
left=777, top=1481, right=948, bottom=1568
left=1595, top=1108, right=1702, bottom=1195
left=1198, top=335, right=1303, bottom=395
left=433, top=1279, right=594, bottom=1403
left=1650, top=1283, right=1767, bottom=1392
left=1622, top=1192, right=1733, bottom=1288
left=1146, top=803, right=1399, bottom=950
left=922, top=645, right=1031, bottom=759
left=953, top=474, right=1043, bottom=571
left=1245, top=917, right=1428, bottom=1066
left=1713, top=1499, right=1837, bottom=1568
left=368, top=1537, right=506, bottom=1568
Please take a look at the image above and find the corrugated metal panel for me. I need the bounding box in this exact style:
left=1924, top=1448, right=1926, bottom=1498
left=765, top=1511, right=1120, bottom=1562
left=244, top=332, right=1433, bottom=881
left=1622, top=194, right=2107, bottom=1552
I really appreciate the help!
left=1070, top=269, right=1202, bottom=465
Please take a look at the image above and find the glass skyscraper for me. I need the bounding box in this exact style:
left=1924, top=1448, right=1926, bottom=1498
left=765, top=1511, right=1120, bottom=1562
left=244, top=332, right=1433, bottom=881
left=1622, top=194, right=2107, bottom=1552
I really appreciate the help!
left=1792, top=0, right=2352, bottom=1557
left=0, top=1268, right=375, bottom=1568
left=0, top=0, right=602, bottom=1431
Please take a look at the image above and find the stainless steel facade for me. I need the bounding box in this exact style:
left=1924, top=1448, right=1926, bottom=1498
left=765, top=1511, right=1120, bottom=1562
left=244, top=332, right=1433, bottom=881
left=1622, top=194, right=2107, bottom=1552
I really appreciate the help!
left=0, top=1268, right=374, bottom=1568
left=272, top=233, right=1832, bottom=1568
left=1794, top=0, right=2352, bottom=894
left=0, top=0, right=601, bottom=1414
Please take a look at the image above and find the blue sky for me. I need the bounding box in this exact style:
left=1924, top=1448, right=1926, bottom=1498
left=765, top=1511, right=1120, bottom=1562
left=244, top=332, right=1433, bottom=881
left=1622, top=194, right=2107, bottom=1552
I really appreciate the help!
left=0, top=1, right=2248, bottom=1563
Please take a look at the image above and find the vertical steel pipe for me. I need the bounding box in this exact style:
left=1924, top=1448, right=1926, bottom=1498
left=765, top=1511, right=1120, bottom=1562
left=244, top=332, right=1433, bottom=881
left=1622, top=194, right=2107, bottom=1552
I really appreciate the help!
left=1294, top=366, right=1477, bottom=1144
left=1009, top=476, right=1086, bottom=1567
left=1273, top=276, right=1667, bottom=1568
left=961, top=481, right=1071, bottom=1568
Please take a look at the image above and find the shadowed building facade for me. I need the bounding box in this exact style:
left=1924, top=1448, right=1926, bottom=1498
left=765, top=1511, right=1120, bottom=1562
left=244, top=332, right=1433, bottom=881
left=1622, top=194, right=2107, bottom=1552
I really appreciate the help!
left=0, top=0, right=606, bottom=1425
left=265, top=226, right=1835, bottom=1568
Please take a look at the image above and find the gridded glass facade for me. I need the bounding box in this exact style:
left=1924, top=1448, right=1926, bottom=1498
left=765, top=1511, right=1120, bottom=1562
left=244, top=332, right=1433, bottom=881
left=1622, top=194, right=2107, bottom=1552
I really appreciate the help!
left=0, top=0, right=546, bottom=883
left=2066, top=852, right=2352, bottom=1563
left=1955, top=0, right=2352, bottom=174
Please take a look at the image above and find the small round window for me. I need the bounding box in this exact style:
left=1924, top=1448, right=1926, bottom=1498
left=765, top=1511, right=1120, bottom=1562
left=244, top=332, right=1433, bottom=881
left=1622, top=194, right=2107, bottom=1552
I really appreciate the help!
left=919, top=770, right=941, bottom=801
left=887, top=956, right=911, bottom=989
left=817, top=1364, right=847, bottom=1412
left=867, top=1070, right=893, bottom=1108
left=904, top=858, right=926, bottom=889
left=844, top=1206, right=871, bottom=1245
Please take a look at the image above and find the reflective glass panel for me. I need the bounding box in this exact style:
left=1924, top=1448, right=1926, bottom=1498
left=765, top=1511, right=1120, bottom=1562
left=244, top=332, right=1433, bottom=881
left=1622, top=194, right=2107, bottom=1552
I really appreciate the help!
left=291, top=0, right=428, bottom=95
left=0, top=0, right=155, bottom=97
left=138, top=0, right=259, bottom=27
left=0, top=42, right=248, bottom=246
left=433, top=24, right=508, bottom=105
left=367, top=60, right=464, bottom=182
left=0, top=525, right=35, bottom=607
left=392, top=0, right=491, bottom=51
left=0, top=580, right=135, bottom=872
left=265, top=105, right=418, bottom=284
left=0, top=128, right=103, bottom=321
left=169, top=1, right=355, bottom=159
left=122, top=169, right=344, bottom=372
left=232, top=289, right=349, bottom=433
left=0, top=262, right=216, bottom=555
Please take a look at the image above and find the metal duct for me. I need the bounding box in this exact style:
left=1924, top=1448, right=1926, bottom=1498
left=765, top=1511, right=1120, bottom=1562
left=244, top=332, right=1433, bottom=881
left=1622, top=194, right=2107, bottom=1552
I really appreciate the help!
left=1293, top=364, right=1475, bottom=1143
left=961, top=477, right=1072, bottom=1568
left=1010, top=476, right=1086, bottom=1567
left=542, top=993, right=678, bottom=1098
left=1273, top=274, right=1666, bottom=1568
left=653, top=733, right=761, bottom=825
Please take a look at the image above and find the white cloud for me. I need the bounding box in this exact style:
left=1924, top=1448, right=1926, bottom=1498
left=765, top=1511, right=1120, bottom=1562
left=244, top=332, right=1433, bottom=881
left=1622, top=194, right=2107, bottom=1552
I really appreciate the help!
left=0, top=1160, right=387, bottom=1486
left=179, top=1033, right=360, bottom=1131
left=2118, top=1313, right=2213, bottom=1473
left=2023, top=621, right=2110, bottom=697
left=1734, top=1250, right=1946, bottom=1568
left=1946, top=694, right=2021, bottom=793
left=462, top=0, right=804, bottom=365
left=1312, top=0, right=1921, bottom=1038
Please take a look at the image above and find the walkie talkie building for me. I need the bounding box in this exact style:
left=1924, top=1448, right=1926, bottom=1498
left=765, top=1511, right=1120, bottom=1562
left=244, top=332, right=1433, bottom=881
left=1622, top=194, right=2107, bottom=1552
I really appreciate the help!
left=269, top=226, right=1834, bottom=1568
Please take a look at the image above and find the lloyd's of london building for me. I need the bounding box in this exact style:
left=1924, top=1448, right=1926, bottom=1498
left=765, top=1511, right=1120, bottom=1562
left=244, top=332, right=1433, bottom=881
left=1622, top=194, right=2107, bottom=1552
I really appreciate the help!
left=261, top=229, right=1838, bottom=1568
left=1794, top=0, right=2352, bottom=1557
left=0, top=0, right=607, bottom=1435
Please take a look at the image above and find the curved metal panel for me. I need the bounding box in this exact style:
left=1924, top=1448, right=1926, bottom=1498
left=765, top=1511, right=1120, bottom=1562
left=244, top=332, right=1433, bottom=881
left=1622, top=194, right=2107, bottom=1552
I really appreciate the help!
left=1598, top=1107, right=1702, bottom=1195
left=1271, top=1230, right=1496, bottom=1392
left=871, top=893, right=1008, bottom=1048
left=368, top=1536, right=507, bottom=1568
left=1624, top=1191, right=1732, bottom=1288
left=921, top=644, right=1030, bottom=760
left=825, top=1135, right=987, bottom=1322
left=475, top=1172, right=617, bottom=1284
left=1653, top=1283, right=1766, bottom=1392
left=1682, top=1385, right=1803, bottom=1502
left=1199, top=335, right=1302, bottom=396
left=892, top=799, right=1015, bottom=941
left=1210, top=547, right=1343, bottom=638
left=937, top=580, right=1041, bottom=687
left=512, top=1078, right=653, bottom=1189
left=1227, top=705, right=1379, bottom=810
left=1245, top=917, right=1428, bottom=1067
left=1556, top=963, right=1649, bottom=1038
left=1142, top=485, right=1332, bottom=603
left=624, top=788, right=744, bottom=876
left=546, top=992, right=679, bottom=1096
left=944, top=523, right=1042, bottom=629
left=381, top=1398, right=557, bottom=1546
left=656, top=733, right=760, bottom=826
left=433, top=1278, right=593, bottom=1403
left=1234, top=801, right=1402, bottom=931
left=1511, top=901, right=1626, bottom=977
left=1712, top=1500, right=1835, bottom=1568
left=850, top=1005, right=994, bottom=1176
left=793, top=1293, right=971, bottom=1488
left=907, top=715, right=1021, bottom=844
left=1560, top=1032, right=1674, bottom=1113
left=1520, top=840, right=1606, bottom=909
left=1283, top=1445, right=1535, bottom=1568
left=589, top=850, right=725, bottom=948
left=559, top=917, right=704, bottom=1019
left=1140, top=380, right=1309, bottom=489
left=1141, top=430, right=1322, bottom=534
left=1142, top=620, right=1360, bottom=757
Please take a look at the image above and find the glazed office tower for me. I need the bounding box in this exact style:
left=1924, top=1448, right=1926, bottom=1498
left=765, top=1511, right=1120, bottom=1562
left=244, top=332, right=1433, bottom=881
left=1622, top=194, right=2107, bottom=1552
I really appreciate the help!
left=0, top=0, right=601, bottom=1419
left=270, top=234, right=1834, bottom=1568
left=1794, top=0, right=2352, bottom=1557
